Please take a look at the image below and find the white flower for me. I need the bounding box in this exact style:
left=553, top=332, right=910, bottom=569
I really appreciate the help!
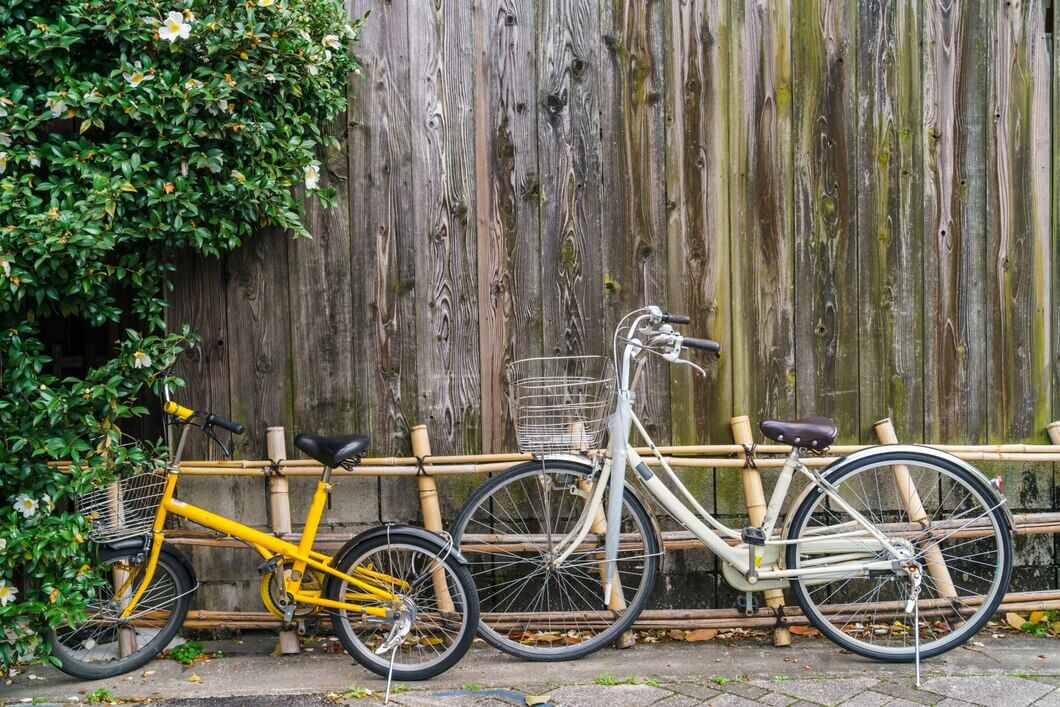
left=42, top=494, right=53, bottom=511
left=158, top=10, right=192, bottom=42
left=307, top=63, right=319, bottom=76
left=322, top=34, right=340, bottom=50
left=258, top=0, right=275, bottom=6
left=0, top=133, right=10, bottom=147
left=1, top=256, right=10, bottom=277
left=13, top=494, right=38, bottom=518
left=132, top=351, right=152, bottom=369
left=46, top=97, right=67, bottom=117
left=0, top=537, right=6, bottom=552
left=28, top=152, right=40, bottom=168
left=323, top=49, right=332, bottom=62
left=184, top=78, right=203, bottom=90
left=264, top=72, right=277, bottom=83
left=0, top=152, right=6, bottom=174
left=216, top=99, right=232, bottom=113
left=230, top=169, right=246, bottom=183
left=0, top=580, right=17, bottom=607
left=124, top=69, right=154, bottom=87
left=344, top=24, right=359, bottom=40
left=303, top=163, right=320, bottom=189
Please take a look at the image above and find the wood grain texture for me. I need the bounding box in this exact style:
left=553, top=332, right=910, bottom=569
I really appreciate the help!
left=793, top=0, right=859, bottom=440
left=599, top=0, right=669, bottom=440
left=224, top=228, right=294, bottom=459
left=475, top=0, right=541, bottom=454
left=922, top=0, right=989, bottom=444
left=347, top=0, right=416, bottom=520
left=856, top=0, right=923, bottom=442
left=408, top=0, right=482, bottom=456
left=166, top=251, right=231, bottom=460
left=664, top=0, right=732, bottom=446
left=729, top=0, right=795, bottom=426
left=986, top=0, right=1052, bottom=441
left=537, top=0, right=605, bottom=364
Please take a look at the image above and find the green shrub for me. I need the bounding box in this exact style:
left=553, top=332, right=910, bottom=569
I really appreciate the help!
left=0, top=0, right=362, bottom=666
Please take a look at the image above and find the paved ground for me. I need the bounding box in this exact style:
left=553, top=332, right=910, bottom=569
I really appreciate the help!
left=3, top=632, right=1058, bottom=706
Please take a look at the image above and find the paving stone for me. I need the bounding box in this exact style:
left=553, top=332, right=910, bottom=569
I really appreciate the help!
left=652, top=695, right=703, bottom=707
left=547, top=684, right=669, bottom=707
left=868, top=680, right=942, bottom=705
left=714, top=680, right=770, bottom=700
left=934, top=699, right=976, bottom=707
left=670, top=683, right=723, bottom=702
left=885, top=700, right=929, bottom=707
left=920, top=676, right=1053, bottom=707
left=706, top=695, right=763, bottom=707
left=1033, top=688, right=1060, bottom=707
left=758, top=692, right=795, bottom=706
left=751, top=677, right=878, bottom=706
left=838, top=690, right=892, bottom=706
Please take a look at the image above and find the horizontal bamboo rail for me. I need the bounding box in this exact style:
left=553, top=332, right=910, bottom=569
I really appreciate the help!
left=181, top=591, right=1060, bottom=632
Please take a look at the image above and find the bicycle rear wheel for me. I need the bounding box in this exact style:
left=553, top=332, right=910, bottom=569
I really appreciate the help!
left=48, top=545, right=194, bottom=679
left=326, top=530, right=478, bottom=680
left=786, top=450, right=1012, bottom=661
left=450, top=459, right=659, bottom=661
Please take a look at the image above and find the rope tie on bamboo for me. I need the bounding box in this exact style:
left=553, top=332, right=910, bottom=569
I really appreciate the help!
left=773, top=603, right=787, bottom=627
left=741, top=443, right=758, bottom=469
left=415, top=455, right=430, bottom=476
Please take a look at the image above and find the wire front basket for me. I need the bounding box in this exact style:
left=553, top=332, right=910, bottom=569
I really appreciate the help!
left=507, top=355, right=617, bottom=455
left=77, top=470, right=168, bottom=543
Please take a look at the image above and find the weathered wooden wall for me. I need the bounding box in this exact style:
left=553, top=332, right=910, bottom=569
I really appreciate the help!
left=168, top=0, right=1058, bottom=608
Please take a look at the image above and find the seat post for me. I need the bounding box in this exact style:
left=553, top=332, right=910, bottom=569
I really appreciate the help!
left=321, top=465, right=333, bottom=483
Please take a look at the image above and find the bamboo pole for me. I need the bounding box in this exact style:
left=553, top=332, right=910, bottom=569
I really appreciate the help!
left=410, top=425, right=454, bottom=612
left=730, top=416, right=790, bottom=647
left=874, top=418, right=957, bottom=598
left=266, top=427, right=300, bottom=655
left=1046, top=422, right=1060, bottom=446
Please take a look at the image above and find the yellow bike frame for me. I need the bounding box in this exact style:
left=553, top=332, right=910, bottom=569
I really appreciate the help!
left=118, top=403, right=406, bottom=620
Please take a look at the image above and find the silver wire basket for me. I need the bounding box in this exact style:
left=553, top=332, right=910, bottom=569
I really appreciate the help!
left=506, top=355, right=617, bottom=455
left=77, top=469, right=168, bottom=543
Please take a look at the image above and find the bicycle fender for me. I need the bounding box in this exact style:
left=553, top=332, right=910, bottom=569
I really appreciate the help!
left=781, top=445, right=1015, bottom=543
left=334, top=524, right=469, bottom=566
left=99, top=539, right=198, bottom=588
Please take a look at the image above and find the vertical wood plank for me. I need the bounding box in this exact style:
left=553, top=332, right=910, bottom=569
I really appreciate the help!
left=475, top=0, right=541, bottom=454
left=792, top=0, right=859, bottom=439
left=166, top=252, right=230, bottom=460
left=1053, top=1, right=1059, bottom=434
left=348, top=0, right=416, bottom=520
left=599, top=0, right=669, bottom=440
left=538, top=0, right=605, bottom=363
left=225, top=230, right=294, bottom=460
left=664, top=0, right=732, bottom=445
left=986, top=0, right=1052, bottom=441
left=857, top=0, right=923, bottom=442
left=729, top=0, right=795, bottom=426
left=408, top=0, right=482, bottom=456
left=922, top=0, right=989, bottom=444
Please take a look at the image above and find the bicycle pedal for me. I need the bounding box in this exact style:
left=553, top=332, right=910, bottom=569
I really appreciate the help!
left=736, top=592, right=759, bottom=616
left=257, top=555, right=283, bottom=576
left=741, top=526, right=766, bottom=546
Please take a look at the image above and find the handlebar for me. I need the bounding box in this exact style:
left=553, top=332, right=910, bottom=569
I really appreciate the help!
left=164, top=400, right=245, bottom=435
left=206, top=413, right=245, bottom=435
left=682, top=336, right=721, bottom=354
left=661, top=311, right=691, bottom=324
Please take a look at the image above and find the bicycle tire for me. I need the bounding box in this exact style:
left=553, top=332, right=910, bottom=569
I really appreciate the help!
left=325, top=530, right=478, bottom=680
left=786, top=450, right=1012, bottom=662
left=450, top=458, right=660, bottom=661
left=48, top=545, right=194, bottom=680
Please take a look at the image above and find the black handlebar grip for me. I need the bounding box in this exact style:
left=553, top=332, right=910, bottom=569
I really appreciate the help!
left=208, top=413, right=245, bottom=435
left=683, top=336, right=721, bottom=354
left=663, top=312, right=691, bottom=324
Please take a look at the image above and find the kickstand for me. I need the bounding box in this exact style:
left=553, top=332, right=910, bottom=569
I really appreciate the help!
left=913, top=595, right=921, bottom=688
left=384, top=645, right=397, bottom=704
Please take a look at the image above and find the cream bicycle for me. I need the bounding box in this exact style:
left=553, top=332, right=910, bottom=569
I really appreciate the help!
left=452, top=306, right=1013, bottom=677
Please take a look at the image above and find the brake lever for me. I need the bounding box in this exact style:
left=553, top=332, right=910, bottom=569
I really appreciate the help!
left=203, top=423, right=232, bottom=459
left=672, top=356, right=707, bottom=378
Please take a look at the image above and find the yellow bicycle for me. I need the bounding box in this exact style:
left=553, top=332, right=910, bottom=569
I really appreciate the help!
left=48, top=400, right=478, bottom=682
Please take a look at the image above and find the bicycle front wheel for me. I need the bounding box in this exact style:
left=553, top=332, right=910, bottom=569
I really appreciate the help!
left=48, top=545, right=194, bottom=679
left=326, top=530, right=478, bottom=680
left=786, top=450, right=1012, bottom=661
left=450, top=459, right=660, bottom=661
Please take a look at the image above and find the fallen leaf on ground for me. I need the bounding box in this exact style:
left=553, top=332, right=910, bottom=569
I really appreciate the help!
left=789, top=626, right=820, bottom=637
left=1006, top=612, right=1027, bottom=630
left=684, top=629, right=717, bottom=642
left=1029, top=611, right=1047, bottom=624
left=187, top=674, right=201, bottom=683
left=525, top=694, right=551, bottom=706
left=668, top=630, right=685, bottom=641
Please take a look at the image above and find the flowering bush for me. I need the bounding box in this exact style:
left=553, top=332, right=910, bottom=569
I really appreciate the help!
left=0, top=0, right=362, bottom=666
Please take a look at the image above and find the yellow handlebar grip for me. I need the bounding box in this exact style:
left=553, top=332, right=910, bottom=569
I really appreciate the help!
left=164, top=401, right=195, bottom=420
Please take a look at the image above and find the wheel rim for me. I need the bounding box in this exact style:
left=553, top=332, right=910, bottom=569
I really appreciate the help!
left=455, top=465, right=654, bottom=656
left=790, top=459, right=1007, bottom=656
left=53, top=555, right=182, bottom=666
left=332, top=541, right=469, bottom=673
